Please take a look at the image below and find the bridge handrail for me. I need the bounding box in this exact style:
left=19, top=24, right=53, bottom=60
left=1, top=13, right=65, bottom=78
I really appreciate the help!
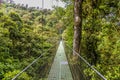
left=11, top=42, right=58, bottom=80
left=66, top=43, right=107, bottom=80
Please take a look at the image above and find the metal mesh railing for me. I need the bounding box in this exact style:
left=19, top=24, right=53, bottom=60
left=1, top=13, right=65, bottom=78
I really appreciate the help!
left=64, top=41, right=107, bottom=80
left=12, top=40, right=107, bottom=80
left=11, top=42, right=59, bottom=80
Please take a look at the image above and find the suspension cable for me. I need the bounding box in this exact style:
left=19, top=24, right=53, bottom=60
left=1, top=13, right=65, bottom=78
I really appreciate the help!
left=65, top=42, right=107, bottom=80
left=11, top=43, right=58, bottom=80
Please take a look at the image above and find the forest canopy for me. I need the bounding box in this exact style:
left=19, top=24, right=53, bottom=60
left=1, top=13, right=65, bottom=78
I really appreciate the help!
left=0, top=0, right=120, bottom=80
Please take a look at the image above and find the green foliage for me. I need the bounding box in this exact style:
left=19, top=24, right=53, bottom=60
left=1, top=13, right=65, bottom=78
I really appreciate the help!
left=1, top=0, right=120, bottom=80
left=62, top=0, right=120, bottom=79
left=2, top=70, right=31, bottom=80
left=0, top=2, right=59, bottom=80
left=63, top=25, right=73, bottom=46
left=9, top=12, right=22, bottom=22
left=0, top=11, right=3, bottom=17
left=2, top=70, right=20, bottom=80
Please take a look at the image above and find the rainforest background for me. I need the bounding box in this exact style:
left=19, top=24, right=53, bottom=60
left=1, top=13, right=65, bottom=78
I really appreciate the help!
left=0, top=0, right=120, bottom=80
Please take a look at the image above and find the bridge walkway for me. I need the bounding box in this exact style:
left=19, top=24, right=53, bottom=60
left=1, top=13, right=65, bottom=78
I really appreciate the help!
left=48, top=41, right=73, bottom=80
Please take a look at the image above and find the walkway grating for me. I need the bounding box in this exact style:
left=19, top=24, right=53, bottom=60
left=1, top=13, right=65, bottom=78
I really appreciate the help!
left=48, top=41, right=73, bottom=80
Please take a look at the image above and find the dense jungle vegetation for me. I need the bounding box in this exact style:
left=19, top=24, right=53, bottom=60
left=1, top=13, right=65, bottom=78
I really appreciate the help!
left=0, top=1, right=59, bottom=80
left=0, top=0, right=120, bottom=80
left=62, top=0, right=120, bottom=80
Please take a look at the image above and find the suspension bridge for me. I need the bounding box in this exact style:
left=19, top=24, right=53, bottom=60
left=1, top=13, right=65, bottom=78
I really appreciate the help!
left=10, top=0, right=107, bottom=80
left=11, top=40, right=107, bottom=80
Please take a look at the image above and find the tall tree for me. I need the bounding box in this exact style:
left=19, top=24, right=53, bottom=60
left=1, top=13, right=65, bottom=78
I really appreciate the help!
left=72, top=0, right=83, bottom=80
left=73, top=0, right=83, bottom=55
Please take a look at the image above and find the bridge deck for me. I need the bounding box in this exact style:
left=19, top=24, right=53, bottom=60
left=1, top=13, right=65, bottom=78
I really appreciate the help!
left=48, top=41, right=73, bottom=80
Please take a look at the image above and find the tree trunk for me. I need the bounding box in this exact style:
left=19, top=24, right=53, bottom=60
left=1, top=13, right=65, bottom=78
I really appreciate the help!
left=72, top=0, right=83, bottom=80
left=73, top=0, right=82, bottom=55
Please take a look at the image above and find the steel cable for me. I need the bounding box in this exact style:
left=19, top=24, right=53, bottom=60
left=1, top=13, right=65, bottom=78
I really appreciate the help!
left=11, top=42, right=58, bottom=80
left=64, top=41, right=107, bottom=80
